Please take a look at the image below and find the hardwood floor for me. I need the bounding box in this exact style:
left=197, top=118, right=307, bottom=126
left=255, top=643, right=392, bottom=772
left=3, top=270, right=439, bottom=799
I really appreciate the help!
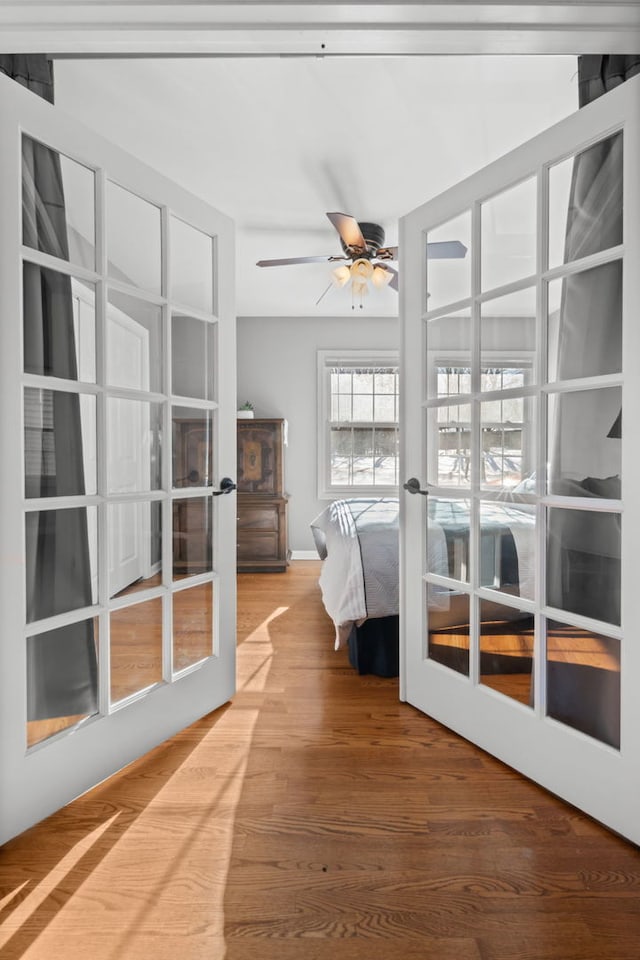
left=3, top=561, right=640, bottom=959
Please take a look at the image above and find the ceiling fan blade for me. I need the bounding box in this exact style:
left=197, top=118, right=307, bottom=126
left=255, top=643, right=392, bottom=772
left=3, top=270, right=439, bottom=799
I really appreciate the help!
left=385, top=266, right=399, bottom=292
left=326, top=212, right=367, bottom=254
left=376, top=246, right=398, bottom=261
left=256, top=255, right=347, bottom=267
left=426, top=240, right=468, bottom=259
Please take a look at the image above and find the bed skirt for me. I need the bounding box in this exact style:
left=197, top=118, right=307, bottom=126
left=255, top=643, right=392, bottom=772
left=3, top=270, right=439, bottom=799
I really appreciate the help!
left=347, top=616, right=399, bottom=678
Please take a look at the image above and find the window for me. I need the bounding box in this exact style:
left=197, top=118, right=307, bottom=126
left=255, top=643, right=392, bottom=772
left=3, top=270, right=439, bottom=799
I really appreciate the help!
left=318, top=351, right=399, bottom=498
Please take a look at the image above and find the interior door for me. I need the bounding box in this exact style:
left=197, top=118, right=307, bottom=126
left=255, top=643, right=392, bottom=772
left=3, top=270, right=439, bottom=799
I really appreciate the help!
left=400, top=73, right=640, bottom=844
left=106, top=304, right=150, bottom=595
left=0, top=73, right=237, bottom=843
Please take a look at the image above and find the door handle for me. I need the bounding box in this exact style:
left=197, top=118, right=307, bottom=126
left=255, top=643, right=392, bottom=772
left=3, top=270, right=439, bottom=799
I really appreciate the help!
left=213, top=477, right=236, bottom=496
left=403, top=477, right=430, bottom=496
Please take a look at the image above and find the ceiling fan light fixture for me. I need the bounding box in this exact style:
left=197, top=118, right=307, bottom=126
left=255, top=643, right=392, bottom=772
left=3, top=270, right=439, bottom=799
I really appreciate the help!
left=371, top=265, right=393, bottom=288
left=350, top=258, right=374, bottom=282
left=351, top=279, right=369, bottom=297
left=331, top=265, right=351, bottom=287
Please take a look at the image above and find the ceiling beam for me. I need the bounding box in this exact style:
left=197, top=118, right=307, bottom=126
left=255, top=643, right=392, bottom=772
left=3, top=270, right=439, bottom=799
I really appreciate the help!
left=0, top=2, right=639, bottom=56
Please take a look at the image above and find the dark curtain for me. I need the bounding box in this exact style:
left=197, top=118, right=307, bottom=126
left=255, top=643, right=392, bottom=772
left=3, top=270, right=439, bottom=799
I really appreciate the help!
left=577, top=55, right=640, bottom=106
left=566, top=54, right=640, bottom=443
left=1, top=55, right=98, bottom=721
left=545, top=55, right=637, bottom=748
left=552, top=55, right=639, bottom=388
left=0, top=54, right=54, bottom=103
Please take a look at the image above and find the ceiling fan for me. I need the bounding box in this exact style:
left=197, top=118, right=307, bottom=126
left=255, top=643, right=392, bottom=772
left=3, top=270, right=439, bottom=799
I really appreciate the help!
left=256, top=212, right=467, bottom=306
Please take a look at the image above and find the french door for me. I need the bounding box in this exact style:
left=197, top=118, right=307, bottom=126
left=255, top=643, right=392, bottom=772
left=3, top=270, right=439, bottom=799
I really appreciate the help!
left=400, top=74, right=640, bottom=843
left=0, top=74, right=237, bottom=843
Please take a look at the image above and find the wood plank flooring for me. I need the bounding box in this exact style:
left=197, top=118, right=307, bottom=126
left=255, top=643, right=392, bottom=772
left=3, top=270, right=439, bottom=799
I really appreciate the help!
left=3, top=560, right=640, bottom=959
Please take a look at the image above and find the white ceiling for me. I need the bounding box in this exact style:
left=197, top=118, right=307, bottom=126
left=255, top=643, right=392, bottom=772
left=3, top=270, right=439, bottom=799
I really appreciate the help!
left=54, top=55, right=578, bottom=317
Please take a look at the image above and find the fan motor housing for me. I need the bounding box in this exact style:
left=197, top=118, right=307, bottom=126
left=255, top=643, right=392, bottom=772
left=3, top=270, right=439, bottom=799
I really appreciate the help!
left=340, top=221, right=385, bottom=259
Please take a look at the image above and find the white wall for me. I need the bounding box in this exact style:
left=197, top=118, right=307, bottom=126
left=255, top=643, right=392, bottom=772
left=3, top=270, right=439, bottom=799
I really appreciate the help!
left=237, top=315, right=399, bottom=553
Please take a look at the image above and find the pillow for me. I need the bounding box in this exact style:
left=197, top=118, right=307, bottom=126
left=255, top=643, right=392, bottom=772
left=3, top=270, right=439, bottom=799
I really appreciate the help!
left=310, top=524, right=328, bottom=560
left=580, top=475, right=621, bottom=499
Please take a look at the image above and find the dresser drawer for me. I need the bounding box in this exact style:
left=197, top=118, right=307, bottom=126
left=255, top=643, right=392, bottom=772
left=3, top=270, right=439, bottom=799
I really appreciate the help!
left=237, top=504, right=278, bottom=531
left=237, top=531, right=279, bottom=561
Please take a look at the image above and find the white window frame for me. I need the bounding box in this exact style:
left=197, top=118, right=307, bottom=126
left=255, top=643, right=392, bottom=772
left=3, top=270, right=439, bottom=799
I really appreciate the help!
left=317, top=349, right=399, bottom=500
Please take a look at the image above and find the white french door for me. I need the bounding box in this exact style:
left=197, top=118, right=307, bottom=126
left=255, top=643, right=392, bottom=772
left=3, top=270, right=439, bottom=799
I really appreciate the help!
left=0, top=73, right=237, bottom=843
left=400, top=74, right=640, bottom=843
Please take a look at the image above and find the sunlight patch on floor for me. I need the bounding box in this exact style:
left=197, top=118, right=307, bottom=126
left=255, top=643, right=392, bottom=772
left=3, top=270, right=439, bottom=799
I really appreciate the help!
left=236, top=606, right=288, bottom=692
left=4, top=709, right=261, bottom=960
left=0, top=880, right=29, bottom=912
left=0, top=814, right=120, bottom=949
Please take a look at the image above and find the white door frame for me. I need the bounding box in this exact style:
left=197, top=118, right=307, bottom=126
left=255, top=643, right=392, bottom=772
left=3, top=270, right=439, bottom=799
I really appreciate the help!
left=0, top=3, right=639, bottom=55
left=400, top=73, right=640, bottom=844
left=0, top=73, right=237, bottom=844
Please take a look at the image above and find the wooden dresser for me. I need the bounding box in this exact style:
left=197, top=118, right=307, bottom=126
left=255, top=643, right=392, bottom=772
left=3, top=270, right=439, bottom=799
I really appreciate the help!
left=172, top=416, right=213, bottom=577
left=237, top=418, right=288, bottom=573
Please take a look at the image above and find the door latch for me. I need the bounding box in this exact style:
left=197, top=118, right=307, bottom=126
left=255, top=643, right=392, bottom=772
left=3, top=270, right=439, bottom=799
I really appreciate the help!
left=403, top=477, right=430, bottom=496
left=212, top=477, right=237, bottom=496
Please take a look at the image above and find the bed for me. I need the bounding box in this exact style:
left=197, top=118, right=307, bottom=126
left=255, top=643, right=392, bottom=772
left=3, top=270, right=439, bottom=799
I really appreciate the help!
left=310, top=496, right=536, bottom=677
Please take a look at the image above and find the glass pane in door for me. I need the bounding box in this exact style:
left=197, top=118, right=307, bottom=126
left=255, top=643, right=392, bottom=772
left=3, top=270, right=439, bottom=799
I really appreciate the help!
left=480, top=396, right=535, bottom=492
left=427, top=309, right=472, bottom=400
left=22, top=136, right=96, bottom=269
left=172, top=497, right=212, bottom=580
left=479, top=601, right=533, bottom=706
left=172, top=314, right=216, bottom=400
left=547, top=261, right=622, bottom=382
left=107, top=181, right=162, bottom=293
left=110, top=598, right=163, bottom=703
left=547, top=387, right=622, bottom=497
left=478, top=501, right=535, bottom=601
left=23, top=266, right=96, bottom=381
left=428, top=402, right=472, bottom=488
left=108, top=500, right=162, bottom=599
left=425, top=211, right=472, bottom=312
left=546, top=507, right=621, bottom=626
left=24, top=389, right=96, bottom=498
left=548, top=132, right=623, bottom=269
left=546, top=619, right=620, bottom=748
left=428, top=497, right=471, bottom=582
left=427, top=586, right=470, bottom=676
left=106, top=290, right=163, bottom=393
left=170, top=216, right=214, bottom=314
left=172, top=407, right=213, bottom=487
left=481, top=177, right=536, bottom=291
left=25, top=507, right=98, bottom=621
left=26, top=617, right=100, bottom=747
left=106, top=399, right=163, bottom=493
left=480, top=286, right=536, bottom=381
left=173, top=582, right=214, bottom=671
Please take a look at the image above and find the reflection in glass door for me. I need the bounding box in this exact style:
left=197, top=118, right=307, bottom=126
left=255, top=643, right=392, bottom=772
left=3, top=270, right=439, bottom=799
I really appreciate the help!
left=401, top=74, right=640, bottom=843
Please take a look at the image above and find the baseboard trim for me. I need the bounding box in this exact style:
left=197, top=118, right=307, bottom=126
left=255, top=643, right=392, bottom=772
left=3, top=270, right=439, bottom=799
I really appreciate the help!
left=290, top=550, right=320, bottom=561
